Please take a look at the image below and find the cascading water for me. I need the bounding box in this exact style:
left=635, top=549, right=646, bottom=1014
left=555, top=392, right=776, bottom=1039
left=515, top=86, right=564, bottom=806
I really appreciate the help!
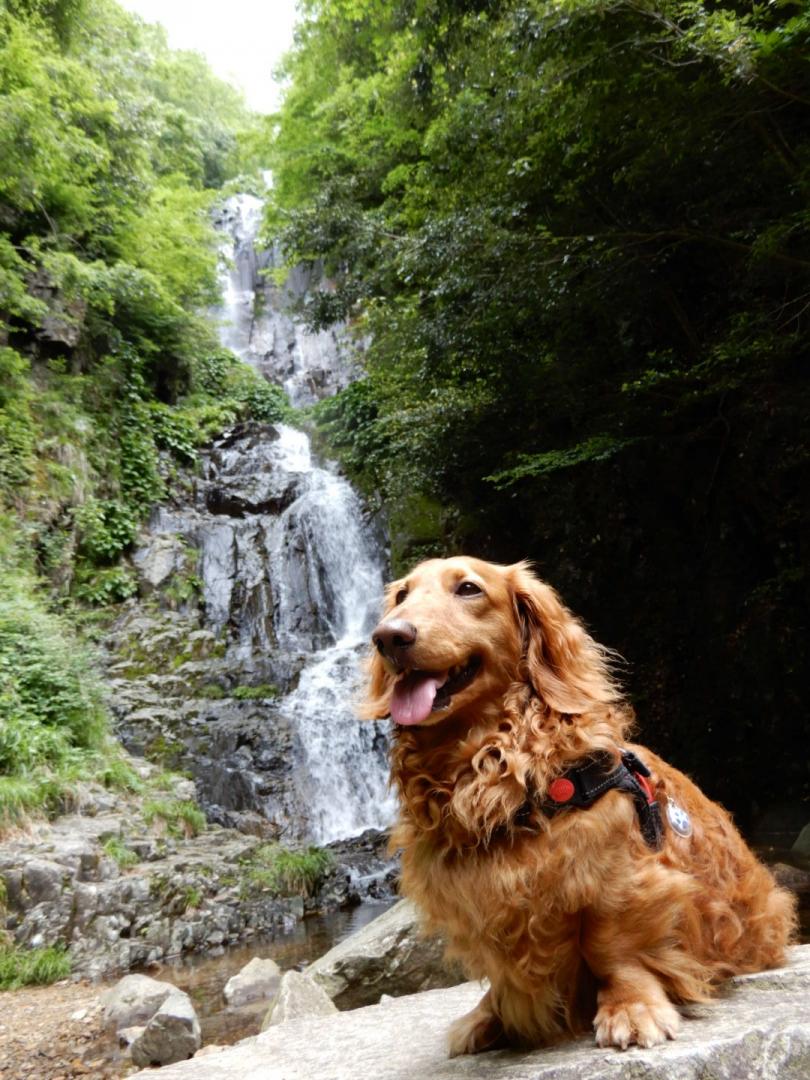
left=207, top=192, right=396, bottom=845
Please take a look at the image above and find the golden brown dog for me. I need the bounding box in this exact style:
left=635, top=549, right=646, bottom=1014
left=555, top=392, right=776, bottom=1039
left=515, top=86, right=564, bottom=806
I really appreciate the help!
left=364, top=556, right=796, bottom=1055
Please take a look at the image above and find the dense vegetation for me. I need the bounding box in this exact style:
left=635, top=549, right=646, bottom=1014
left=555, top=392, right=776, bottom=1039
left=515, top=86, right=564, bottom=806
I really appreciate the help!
left=268, top=0, right=810, bottom=824
left=0, top=0, right=282, bottom=825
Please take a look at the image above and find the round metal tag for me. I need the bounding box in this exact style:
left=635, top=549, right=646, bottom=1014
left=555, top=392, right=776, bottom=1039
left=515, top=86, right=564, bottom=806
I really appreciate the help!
left=666, top=798, right=692, bottom=838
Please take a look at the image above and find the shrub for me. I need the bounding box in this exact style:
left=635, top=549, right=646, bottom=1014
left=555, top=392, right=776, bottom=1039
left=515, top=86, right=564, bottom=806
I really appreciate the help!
left=0, top=944, right=71, bottom=991
left=143, top=798, right=206, bottom=838
left=0, top=591, right=107, bottom=774
left=102, top=836, right=139, bottom=869
left=246, top=844, right=333, bottom=897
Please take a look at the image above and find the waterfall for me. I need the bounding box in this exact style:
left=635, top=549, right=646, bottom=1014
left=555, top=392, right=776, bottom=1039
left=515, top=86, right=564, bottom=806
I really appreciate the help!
left=208, top=193, right=396, bottom=845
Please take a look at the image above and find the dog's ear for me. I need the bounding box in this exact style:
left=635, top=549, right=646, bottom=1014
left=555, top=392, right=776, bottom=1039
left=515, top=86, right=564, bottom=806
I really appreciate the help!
left=509, top=561, right=619, bottom=714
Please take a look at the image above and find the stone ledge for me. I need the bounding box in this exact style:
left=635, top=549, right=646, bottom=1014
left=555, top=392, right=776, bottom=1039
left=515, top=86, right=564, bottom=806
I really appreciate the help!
left=134, top=945, right=810, bottom=1079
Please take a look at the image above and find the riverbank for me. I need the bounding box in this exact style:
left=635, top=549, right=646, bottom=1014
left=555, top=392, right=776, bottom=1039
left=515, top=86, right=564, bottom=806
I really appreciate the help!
left=0, top=756, right=395, bottom=982
left=0, top=901, right=397, bottom=1080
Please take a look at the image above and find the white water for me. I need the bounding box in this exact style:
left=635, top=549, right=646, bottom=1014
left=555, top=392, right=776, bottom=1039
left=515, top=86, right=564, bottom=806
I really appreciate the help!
left=213, top=194, right=396, bottom=844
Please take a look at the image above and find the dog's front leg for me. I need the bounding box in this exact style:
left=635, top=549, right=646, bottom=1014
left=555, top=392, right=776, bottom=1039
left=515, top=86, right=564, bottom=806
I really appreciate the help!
left=447, top=989, right=505, bottom=1056
left=590, top=960, right=681, bottom=1049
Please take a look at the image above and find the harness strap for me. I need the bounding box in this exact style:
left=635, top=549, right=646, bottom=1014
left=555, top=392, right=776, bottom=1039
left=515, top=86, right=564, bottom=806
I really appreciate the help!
left=540, top=748, right=664, bottom=850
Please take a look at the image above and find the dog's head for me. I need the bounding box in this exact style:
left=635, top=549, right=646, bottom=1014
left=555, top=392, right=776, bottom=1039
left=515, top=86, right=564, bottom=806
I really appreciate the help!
left=363, top=556, right=619, bottom=727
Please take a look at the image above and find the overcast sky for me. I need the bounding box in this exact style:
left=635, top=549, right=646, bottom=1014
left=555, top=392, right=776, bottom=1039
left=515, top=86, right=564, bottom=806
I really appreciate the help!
left=120, top=0, right=300, bottom=112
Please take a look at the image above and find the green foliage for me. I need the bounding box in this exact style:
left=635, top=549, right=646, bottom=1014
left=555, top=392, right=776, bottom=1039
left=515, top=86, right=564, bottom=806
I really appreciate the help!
left=0, top=943, right=71, bottom=991
left=73, top=565, right=138, bottom=605
left=143, top=798, right=206, bottom=839
left=0, top=775, right=54, bottom=829
left=0, top=588, right=107, bottom=774
left=190, top=349, right=290, bottom=424
left=246, top=844, right=333, bottom=898
left=271, top=0, right=810, bottom=507
left=182, top=885, right=202, bottom=911
left=102, top=836, right=139, bottom=868
left=487, top=437, right=641, bottom=489
left=73, top=499, right=138, bottom=563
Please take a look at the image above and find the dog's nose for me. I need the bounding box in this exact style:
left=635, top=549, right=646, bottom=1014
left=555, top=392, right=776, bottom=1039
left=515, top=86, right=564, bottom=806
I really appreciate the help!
left=372, top=619, right=417, bottom=661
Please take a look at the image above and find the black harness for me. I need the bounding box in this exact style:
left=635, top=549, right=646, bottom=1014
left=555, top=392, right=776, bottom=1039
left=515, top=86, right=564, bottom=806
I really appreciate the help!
left=535, top=748, right=664, bottom=849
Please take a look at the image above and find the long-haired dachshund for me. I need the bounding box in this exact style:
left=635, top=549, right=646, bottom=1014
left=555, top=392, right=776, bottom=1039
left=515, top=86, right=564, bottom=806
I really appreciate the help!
left=363, top=557, right=796, bottom=1055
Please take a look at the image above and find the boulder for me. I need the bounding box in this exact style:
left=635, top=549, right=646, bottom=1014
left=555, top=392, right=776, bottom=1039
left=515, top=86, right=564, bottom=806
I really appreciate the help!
left=792, top=823, right=810, bottom=868
left=223, top=956, right=282, bottom=1006
left=129, top=988, right=202, bottom=1067
left=304, top=899, right=463, bottom=1009
left=261, top=970, right=338, bottom=1030
left=102, top=973, right=174, bottom=1031
left=134, top=946, right=810, bottom=1079
left=118, top=1026, right=146, bottom=1049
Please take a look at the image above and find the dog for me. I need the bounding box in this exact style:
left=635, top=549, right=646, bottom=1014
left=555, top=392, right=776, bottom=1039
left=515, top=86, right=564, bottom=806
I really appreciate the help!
left=363, top=556, right=796, bottom=1055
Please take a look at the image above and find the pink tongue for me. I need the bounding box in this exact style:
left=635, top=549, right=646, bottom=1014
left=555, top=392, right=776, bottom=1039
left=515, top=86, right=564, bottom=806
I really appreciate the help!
left=391, top=672, right=447, bottom=726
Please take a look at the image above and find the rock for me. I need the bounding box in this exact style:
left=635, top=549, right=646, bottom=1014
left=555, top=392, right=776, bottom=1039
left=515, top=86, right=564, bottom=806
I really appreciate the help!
left=792, top=823, right=810, bottom=868
left=131, top=945, right=810, bottom=1080
left=22, top=859, right=66, bottom=904
left=223, top=956, right=282, bottom=1006
left=773, top=862, right=810, bottom=891
left=305, top=899, right=463, bottom=1009
left=118, top=1026, right=146, bottom=1049
left=129, top=989, right=201, bottom=1067
left=102, top=973, right=174, bottom=1031
left=132, top=534, right=189, bottom=595
left=194, top=1045, right=226, bottom=1057
left=261, top=971, right=338, bottom=1030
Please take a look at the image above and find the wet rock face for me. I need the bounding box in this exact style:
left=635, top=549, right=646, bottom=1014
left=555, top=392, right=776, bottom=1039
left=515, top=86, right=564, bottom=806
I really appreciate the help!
left=203, top=424, right=302, bottom=518
left=211, top=194, right=357, bottom=408
left=107, top=191, right=394, bottom=852
left=107, top=416, right=393, bottom=846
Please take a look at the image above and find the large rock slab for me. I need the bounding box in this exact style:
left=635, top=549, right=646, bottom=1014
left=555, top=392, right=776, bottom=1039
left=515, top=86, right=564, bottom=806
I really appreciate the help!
left=305, top=898, right=463, bottom=1009
left=134, top=946, right=810, bottom=1079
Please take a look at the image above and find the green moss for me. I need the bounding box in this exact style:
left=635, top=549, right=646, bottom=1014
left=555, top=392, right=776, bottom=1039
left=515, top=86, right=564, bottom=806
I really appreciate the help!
left=231, top=683, right=278, bottom=701
left=143, top=734, right=186, bottom=768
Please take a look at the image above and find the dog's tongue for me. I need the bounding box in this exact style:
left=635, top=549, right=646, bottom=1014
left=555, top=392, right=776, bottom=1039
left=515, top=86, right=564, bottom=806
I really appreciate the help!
left=391, top=671, right=447, bottom=726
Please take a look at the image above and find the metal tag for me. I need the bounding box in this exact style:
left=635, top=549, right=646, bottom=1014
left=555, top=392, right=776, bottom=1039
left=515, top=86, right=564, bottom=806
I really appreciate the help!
left=666, top=798, right=693, bottom=838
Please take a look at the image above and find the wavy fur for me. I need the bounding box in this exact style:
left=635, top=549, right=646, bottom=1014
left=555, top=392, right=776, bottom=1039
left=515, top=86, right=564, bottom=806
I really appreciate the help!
left=365, top=557, right=796, bottom=1054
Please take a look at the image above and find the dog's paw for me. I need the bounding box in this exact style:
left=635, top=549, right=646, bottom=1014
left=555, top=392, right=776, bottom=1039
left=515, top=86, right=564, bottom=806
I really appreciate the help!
left=447, top=1003, right=504, bottom=1057
left=594, top=998, right=681, bottom=1050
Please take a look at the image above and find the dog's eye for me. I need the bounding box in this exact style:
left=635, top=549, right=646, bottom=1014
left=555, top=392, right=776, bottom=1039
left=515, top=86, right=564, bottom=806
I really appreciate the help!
left=455, top=581, right=483, bottom=598
left=394, top=587, right=408, bottom=605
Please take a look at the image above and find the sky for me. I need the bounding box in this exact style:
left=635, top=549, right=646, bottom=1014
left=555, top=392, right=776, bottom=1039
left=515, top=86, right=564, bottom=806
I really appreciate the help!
left=120, top=0, right=300, bottom=112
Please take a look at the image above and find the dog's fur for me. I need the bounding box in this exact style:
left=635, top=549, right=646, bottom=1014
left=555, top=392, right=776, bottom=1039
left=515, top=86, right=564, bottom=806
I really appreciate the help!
left=363, top=557, right=796, bottom=1055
